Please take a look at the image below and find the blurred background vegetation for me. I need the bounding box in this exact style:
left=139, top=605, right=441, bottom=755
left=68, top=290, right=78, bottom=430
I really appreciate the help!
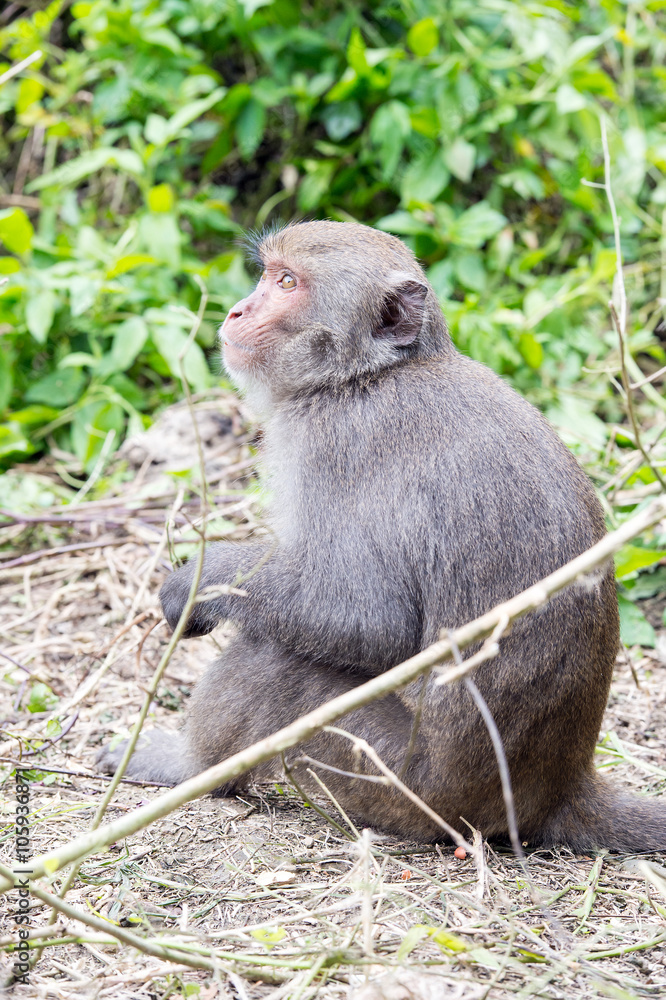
left=0, top=1, right=665, bottom=634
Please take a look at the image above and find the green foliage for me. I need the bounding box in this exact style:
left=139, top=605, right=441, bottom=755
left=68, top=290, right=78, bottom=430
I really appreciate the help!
left=0, top=1, right=664, bottom=495
left=617, top=594, right=656, bottom=648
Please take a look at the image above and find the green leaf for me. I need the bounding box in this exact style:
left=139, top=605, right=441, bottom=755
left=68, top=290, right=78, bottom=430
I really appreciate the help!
left=347, top=26, right=369, bottom=76
left=321, top=101, right=362, bottom=141
left=27, top=148, right=144, bottom=193
left=164, top=87, right=226, bottom=142
left=427, top=259, right=454, bottom=301
left=59, top=352, right=97, bottom=368
left=0, top=423, right=34, bottom=460
left=139, top=214, right=181, bottom=269
left=147, top=183, right=175, bottom=213
left=0, top=347, right=13, bottom=412
left=450, top=202, right=507, bottom=249
left=151, top=324, right=211, bottom=392
left=68, top=276, right=100, bottom=317
left=518, top=333, right=544, bottom=369
left=250, top=927, right=286, bottom=948
left=370, top=101, right=412, bottom=180
left=9, top=405, right=58, bottom=426
left=498, top=169, right=545, bottom=201
left=396, top=924, right=467, bottom=959
left=555, top=84, right=587, bottom=113
left=453, top=252, right=486, bottom=292
left=617, top=595, right=656, bottom=648
left=615, top=545, right=666, bottom=580
left=98, top=316, right=149, bottom=376
left=547, top=399, right=608, bottom=451
left=431, top=928, right=468, bottom=953
left=27, top=682, right=57, bottom=713
left=407, top=18, right=439, bottom=57
left=396, top=925, right=431, bottom=960
left=17, top=77, right=44, bottom=114
left=0, top=207, right=34, bottom=254
left=25, top=368, right=86, bottom=407
left=106, top=254, right=156, bottom=278
left=457, top=72, right=480, bottom=117
left=46, top=718, right=63, bottom=738
left=236, top=99, right=266, bottom=160
left=71, top=401, right=124, bottom=470
left=443, top=137, right=475, bottom=183
left=401, top=151, right=449, bottom=205
left=26, top=289, right=57, bottom=343
left=0, top=256, right=21, bottom=274
left=239, top=0, right=273, bottom=17
left=145, top=113, right=169, bottom=145
left=624, top=566, right=666, bottom=600
left=297, top=161, right=336, bottom=212
left=376, top=211, right=432, bottom=236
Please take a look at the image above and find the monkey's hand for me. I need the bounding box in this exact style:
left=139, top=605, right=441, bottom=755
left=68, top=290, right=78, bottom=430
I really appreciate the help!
left=160, top=542, right=272, bottom=637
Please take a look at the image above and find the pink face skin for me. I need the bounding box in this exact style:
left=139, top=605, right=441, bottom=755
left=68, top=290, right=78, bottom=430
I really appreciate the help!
left=221, top=260, right=307, bottom=373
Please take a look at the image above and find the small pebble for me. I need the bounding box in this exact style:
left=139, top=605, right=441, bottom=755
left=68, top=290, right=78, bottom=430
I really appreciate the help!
left=454, top=846, right=467, bottom=860
left=303, top=835, right=315, bottom=848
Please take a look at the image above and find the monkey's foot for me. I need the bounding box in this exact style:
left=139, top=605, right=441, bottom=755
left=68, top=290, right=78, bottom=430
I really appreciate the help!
left=95, top=729, right=192, bottom=785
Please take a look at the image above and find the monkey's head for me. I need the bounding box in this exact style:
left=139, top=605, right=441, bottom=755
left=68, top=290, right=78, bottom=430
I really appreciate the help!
left=220, top=221, right=451, bottom=407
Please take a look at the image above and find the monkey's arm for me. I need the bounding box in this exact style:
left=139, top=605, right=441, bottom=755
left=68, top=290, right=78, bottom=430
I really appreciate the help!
left=161, top=539, right=420, bottom=670
left=159, top=542, right=273, bottom=636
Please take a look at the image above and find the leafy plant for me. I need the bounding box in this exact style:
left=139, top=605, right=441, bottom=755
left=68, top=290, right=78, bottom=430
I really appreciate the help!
left=0, top=2, right=665, bottom=619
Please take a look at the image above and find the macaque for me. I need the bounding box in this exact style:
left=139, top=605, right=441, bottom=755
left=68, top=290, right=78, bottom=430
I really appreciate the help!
left=98, top=221, right=666, bottom=851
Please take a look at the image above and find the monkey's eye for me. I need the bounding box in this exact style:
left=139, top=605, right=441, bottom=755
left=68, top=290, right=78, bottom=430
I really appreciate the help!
left=279, top=273, right=296, bottom=290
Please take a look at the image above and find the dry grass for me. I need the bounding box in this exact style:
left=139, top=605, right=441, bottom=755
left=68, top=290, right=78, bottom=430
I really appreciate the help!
left=1, top=393, right=666, bottom=1000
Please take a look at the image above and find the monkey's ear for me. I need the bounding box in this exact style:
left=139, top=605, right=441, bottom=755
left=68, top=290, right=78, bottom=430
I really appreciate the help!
left=374, top=281, right=428, bottom=346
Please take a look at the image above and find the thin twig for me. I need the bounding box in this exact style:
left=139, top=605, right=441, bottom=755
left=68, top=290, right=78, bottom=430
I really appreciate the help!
left=323, top=725, right=477, bottom=858
left=0, top=50, right=42, bottom=87
left=598, top=114, right=666, bottom=491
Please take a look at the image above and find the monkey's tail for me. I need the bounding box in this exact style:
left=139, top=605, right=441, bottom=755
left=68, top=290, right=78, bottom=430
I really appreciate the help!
left=536, top=773, right=666, bottom=853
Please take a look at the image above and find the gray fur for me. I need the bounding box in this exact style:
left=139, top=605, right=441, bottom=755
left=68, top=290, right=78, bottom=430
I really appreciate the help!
left=97, top=221, right=666, bottom=852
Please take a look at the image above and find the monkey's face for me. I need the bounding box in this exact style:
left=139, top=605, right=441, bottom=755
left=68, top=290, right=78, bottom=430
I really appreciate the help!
left=220, top=221, right=449, bottom=406
left=221, top=260, right=308, bottom=378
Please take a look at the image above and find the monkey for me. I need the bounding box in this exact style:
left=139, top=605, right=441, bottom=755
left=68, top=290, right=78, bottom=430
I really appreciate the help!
left=97, top=220, right=666, bottom=852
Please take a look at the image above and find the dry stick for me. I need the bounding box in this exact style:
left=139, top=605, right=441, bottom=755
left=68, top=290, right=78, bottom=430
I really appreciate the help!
left=0, top=537, right=126, bottom=570
left=280, top=751, right=353, bottom=840
left=447, top=623, right=525, bottom=864
left=360, top=828, right=374, bottom=958
left=609, top=301, right=666, bottom=490
left=306, top=767, right=361, bottom=840
left=323, top=725, right=476, bottom=857
left=631, top=364, right=666, bottom=389
left=0, top=863, right=215, bottom=973
left=0, top=50, right=42, bottom=87
left=36, top=288, right=213, bottom=948
left=396, top=667, right=430, bottom=779
left=3, top=495, right=666, bottom=890
left=585, top=116, right=666, bottom=491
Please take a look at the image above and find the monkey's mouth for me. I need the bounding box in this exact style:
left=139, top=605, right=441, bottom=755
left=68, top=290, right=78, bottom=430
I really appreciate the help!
left=223, top=338, right=253, bottom=354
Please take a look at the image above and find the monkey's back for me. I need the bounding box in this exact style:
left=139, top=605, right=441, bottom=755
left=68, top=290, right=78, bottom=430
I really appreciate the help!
left=269, top=350, right=612, bottom=632
left=262, top=351, right=620, bottom=839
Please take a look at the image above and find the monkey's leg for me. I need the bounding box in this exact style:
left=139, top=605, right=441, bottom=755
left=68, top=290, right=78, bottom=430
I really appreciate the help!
left=97, top=635, right=442, bottom=837
left=96, top=729, right=197, bottom=785
left=177, top=637, right=444, bottom=838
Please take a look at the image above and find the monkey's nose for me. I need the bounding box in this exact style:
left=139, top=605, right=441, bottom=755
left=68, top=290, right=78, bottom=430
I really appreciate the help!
left=228, top=306, right=243, bottom=319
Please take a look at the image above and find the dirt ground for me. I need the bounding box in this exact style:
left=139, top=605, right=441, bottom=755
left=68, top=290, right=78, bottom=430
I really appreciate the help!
left=1, top=392, right=665, bottom=1000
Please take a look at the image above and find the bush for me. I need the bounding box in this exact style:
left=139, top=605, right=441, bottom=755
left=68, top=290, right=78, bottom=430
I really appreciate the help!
left=0, top=0, right=664, bottom=472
